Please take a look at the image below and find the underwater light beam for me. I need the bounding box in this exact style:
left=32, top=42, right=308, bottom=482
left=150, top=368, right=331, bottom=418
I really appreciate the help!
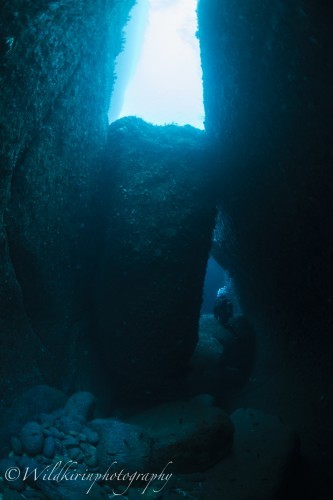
left=109, top=0, right=205, bottom=130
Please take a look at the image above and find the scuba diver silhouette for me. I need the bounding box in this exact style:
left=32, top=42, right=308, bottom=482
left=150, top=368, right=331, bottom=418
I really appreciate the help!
left=213, top=286, right=234, bottom=330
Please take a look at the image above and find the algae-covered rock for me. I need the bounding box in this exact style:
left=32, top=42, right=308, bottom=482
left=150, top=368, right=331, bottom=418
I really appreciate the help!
left=97, top=117, right=217, bottom=401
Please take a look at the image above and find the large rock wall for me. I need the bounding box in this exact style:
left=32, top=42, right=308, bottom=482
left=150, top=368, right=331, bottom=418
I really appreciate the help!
left=198, top=0, right=332, bottom=324
left=96, top=117, right=217, bottom=401
left=0, top=0, right=135, bottom=404
left=198, top=0, right=333, bottom=493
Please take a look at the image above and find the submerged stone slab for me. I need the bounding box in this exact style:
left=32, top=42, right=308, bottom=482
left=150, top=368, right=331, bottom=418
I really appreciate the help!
left=127, top=396, right=234, bottom=473
left=97, top=117, right=217, bottom=401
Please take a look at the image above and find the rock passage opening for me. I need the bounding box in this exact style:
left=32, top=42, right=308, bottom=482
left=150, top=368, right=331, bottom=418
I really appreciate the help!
left=109, top=0, right=205, bottom=129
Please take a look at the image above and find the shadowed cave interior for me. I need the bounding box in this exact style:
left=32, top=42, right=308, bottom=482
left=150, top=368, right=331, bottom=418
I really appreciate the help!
left=0, top=1, right=332, bottom=499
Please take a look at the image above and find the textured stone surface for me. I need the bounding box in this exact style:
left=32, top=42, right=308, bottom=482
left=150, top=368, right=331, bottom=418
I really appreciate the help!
left=0, top=392, right=111, bottom=497
left=34, top=476, right=108, bottom=500
left=42, top=436, right=55, bottom=459
left=0, top=458, right=25, bottom=492
left=127, top=396, right=234, bottom=473
left=198, top=1, right=333, bottom=494
left=0, top=0, right=135, bottom=404
left=216, top=315, right=256, bottom=390
left=89, top=418, right=151, bottom=472
left=204, top=408, right=298, bottom=499
left=185, top=315, right=255, bottom=399
left=0, top=385, right=67, bottom=457
left=20, top=421, right=44, bottom=456
left=185, top=316, right=224, bottom=397
left=64, top=391, right=96, bottom=420
left=198, top=0, right=332, bottom=321
left=97, top=117, right=217, bottom=400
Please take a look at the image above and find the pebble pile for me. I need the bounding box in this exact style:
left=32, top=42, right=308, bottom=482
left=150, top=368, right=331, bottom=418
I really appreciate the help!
left=0, top=392, right=103, bottom=498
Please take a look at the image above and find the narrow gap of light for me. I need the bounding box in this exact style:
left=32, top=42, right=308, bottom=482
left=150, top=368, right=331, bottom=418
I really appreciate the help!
left=109, top=0, right=205, bottom=130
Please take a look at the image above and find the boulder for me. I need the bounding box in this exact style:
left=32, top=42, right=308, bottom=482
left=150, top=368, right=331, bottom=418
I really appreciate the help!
left=4, top=385, right=67, bottom=427
left=127, top=396, right=234, bottom=473
left=20, top=422, right=44, bottom=457
left=217, top=315, right=256, bottom=389
left=0, top=385, right=67, bottom=456
left=0, top=458, right=25, bottom=492
left=89, top=418, right=151, bottom=472
left=57, top=415, right=83, bottom=434
left=10, top=437, right=23, bottom=456
left=186, top=315, right=255, bottom=398
left=64, top=391, right=96, bottom=421
left=186, top=316, right=224, bottom=397
left=42, top=436, right=56, bottom=459
left=96, top=117, right=217, bottom=401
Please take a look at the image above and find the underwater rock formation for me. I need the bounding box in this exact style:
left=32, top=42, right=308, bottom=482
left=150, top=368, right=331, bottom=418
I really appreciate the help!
left=0, top=385, right=67, bottom=458
left=0, top=0, right=135, bottom=403
left=127, top=396, right=234, bottom=473
left=1, top=390, right=231, bottom=497
left=198, top=0, right=332, bottom=324
left=90, top=419, right=151, bottom=473
left=96, top=117, right=217, bottom=401
left=0, top=1, right=331, bottom=495
left=186, top=316, right=224, bottom=397
left=186, top=314, right=255, bottom=399
left=198, top=0, right=333, bottom=493
left=0, top=390, right=112, bottom=498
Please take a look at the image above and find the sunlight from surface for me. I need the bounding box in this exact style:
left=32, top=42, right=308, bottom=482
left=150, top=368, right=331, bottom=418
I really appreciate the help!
left=109, top=0, right=204, bottom=129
